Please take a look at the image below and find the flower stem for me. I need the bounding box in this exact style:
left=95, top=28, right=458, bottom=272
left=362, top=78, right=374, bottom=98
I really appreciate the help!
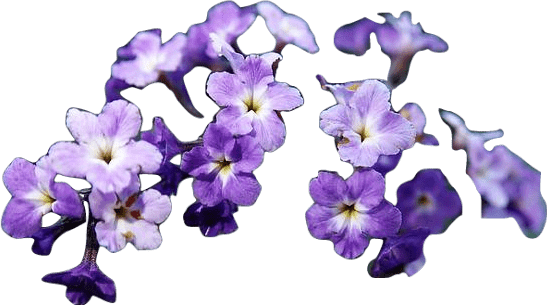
left=82, top=210, right=100, bottom=264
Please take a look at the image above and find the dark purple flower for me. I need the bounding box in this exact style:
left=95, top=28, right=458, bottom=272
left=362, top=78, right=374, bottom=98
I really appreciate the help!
left=184, top=200, right=238, bottom=237
left=368, top=228, right=430, bottom=278
left=306, top=169, right=401, bottom=259
left=43, top=260, right=116, bottom=305
left=181, top=123, right=264, bottom=206
left=398, top=103, right=438, bottom=146
left=371, top=152, right=403, bottom=176
left=397, top=169, right=462, bottom=234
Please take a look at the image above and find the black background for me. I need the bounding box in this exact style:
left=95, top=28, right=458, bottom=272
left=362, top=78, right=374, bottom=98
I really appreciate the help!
left=0, top=1, right=545, bottom=304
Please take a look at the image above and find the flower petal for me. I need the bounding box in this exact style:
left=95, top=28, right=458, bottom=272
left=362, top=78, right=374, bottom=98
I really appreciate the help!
left=224, top=172, right=261, bottom=206
left=98, top=100, right=142, bottom=145
left=3, top=158, right=39, bottom=197
left=1, top=198, right=44, bottom=238
left=309, top=171, right=348, bottom=208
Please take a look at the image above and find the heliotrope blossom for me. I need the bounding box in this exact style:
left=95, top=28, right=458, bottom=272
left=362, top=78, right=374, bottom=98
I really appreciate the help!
left=47, top=99, right=162, bottom=194
left=306, top=169, right=401, bottom=259
left=256, top=1, right=319, bottom=53
left=181, top=123, right=264, bottom=206
left=2, top=157, right=83, bottom=239
left=319, top=79, right=415, bottom=167
left=207, top=36, right=304, bottom=152
left=396, top=169, right=462, bottom=234
left=112, top=29, right=186, bottom=88
left=90, top=177, right=171, bottom=253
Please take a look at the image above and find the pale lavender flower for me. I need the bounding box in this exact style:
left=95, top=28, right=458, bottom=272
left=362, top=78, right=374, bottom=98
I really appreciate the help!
left=47, top=100, right=162, bottom=194
left=90, top=177, right=171, bottom=253
left=112, top=29, right=186, bottom=88
left=207, top=36, right=303, bottom=152
left=256, top=1, right=319, bottom=53
left=181, top=123, right=264, bottom=206
left=319, top=79, right=415, bottom=167
left=398, top=103, right=438, bottom=146
left=306, top=169, right=401, bottom=259
left=2, top=157, right=83, bottom=239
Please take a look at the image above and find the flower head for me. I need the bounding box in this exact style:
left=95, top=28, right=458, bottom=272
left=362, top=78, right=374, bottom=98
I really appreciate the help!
left=42, top=260, right=116, bottom=305
left=112, top=29, right=186, bottom=88
left=207, top=36, right=303, bottom=152
left=319, top=79, right=415, bottom=167
left=2, top=157, right=83, bottom=239
left=256, top=1, right=319, bottom=53
left=90, top=177, right=172, bottom=252
left=396, top=169, right=462, bottom=234
left=181, top=123, right=264, bottom=206
left=47, top=100, right=162, bottom=193
left=306, top=169, right=401, bottom=259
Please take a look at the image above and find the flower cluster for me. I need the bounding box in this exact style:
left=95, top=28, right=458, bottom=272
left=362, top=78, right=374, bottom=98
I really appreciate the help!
left=2, top=2, right=315, bottom=304
left=307, top=11, right=466, bottom=278
left=440, top=109, right=546, bottom=238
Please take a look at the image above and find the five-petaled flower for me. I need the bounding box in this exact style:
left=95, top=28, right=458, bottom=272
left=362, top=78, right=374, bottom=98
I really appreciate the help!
left=47, top=99, right=162, bottom=193
left=207, top=35, right=304, bottom=152
left=320, top=79, right=415, bottom=167
left=112, top=29, right=186, bottom=88
left=181, top=123, right=264, bottom=207
left=396, top=169, right=462, bottom=234
left=2, top=156, right=83, bottom=239
left=90, top=177, right=172, bottom=253
left=306, top=169, right=401, bottom=259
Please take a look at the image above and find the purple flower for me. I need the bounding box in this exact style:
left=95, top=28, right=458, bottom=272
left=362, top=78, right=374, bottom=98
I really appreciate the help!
left=334, top=17, right=379, bottom=56
left=256, top=1, right=319, bottom=53
left=398, top=103, right=438, bottom=146
left=319, top=79, right=415, bottom=167
left=368, top=228, right=430, bottom=278
left=374, top=11, right=448, bottom=54
left=47, top=100, right=162, bottom=194
left=371, top=152, right=403, bottom=177
left=181, top=123, right=264, bottom=206
left=2, top=157, right=83, bottom=239
left=90, top=177, right=172, bottom=252
left=184, top=200, right=238, bottom=237
left=207, top=37, right=304, bottom=152
left=43, top=260, right=116, bottom=305
left=112, top=29, right=186, bottom=88
left=396, top=169, right=462, bottom=234
left=185, top=1, right=257, bottom=65
left=480, top=146, right=546, bottom=238
left=306, top=169, right=401, bottom=259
